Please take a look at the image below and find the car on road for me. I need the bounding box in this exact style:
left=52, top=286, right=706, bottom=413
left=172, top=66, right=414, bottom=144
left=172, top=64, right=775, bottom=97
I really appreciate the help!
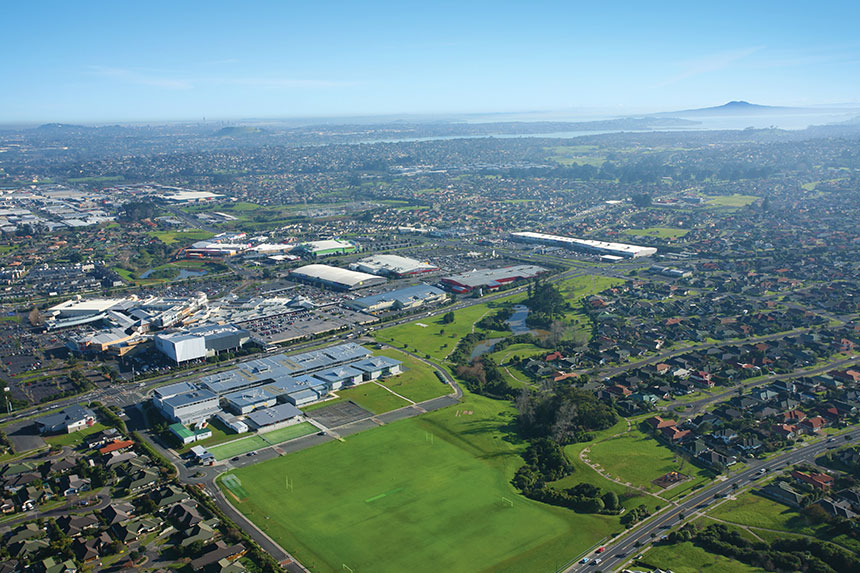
left=579, top=557, right=590, bottom=564
left=593, top=558, right=601, bottom=565
left=232, top=457, right=239, bottom=461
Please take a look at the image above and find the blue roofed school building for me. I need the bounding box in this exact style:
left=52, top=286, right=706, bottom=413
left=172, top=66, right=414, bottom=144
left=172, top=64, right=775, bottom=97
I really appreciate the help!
left=245, top=403, right=303, bottom=431
left=151, top=342, right=404, bottom=426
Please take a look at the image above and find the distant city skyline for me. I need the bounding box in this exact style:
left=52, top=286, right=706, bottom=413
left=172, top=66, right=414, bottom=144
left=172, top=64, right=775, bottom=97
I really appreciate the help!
left=3, top=0, right=860, bottom=123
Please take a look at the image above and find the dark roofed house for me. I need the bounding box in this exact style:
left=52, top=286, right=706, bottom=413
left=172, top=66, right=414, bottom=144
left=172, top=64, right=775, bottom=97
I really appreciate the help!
left=760, top=481, right=804, bottom=507
left=190, top=542, right=247, bottom=571
left=102, top=502, right=134, bottom=526
left=169, top=502, right=204, bottom=529
left=34, top=405, right=96, bottom=435
left=57, top=514, right=99, bottom=537
left=815, top=498, right=858, bottom=519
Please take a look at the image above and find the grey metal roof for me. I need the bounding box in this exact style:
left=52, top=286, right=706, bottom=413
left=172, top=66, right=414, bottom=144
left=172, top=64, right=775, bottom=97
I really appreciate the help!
left=350, top=356, right=402, bottom=372
left=245, top=403, right=302, bottom=427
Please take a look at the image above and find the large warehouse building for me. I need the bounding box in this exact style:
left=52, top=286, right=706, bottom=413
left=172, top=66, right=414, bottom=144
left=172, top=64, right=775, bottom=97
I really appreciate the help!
left=349, top=254, right=439, bottom=277
left=290, top=264, right=387, bottom=291
left=511, top=231, right=657, bottom=258
left=440, top=265, right=548, bottom=293
left=345, top=284, right=449, bottom=313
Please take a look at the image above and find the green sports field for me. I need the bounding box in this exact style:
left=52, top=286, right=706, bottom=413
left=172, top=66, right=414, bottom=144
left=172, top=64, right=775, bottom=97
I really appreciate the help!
left=219, top=392, right=621, bottom=573
left=259, top=422, right=317, bottom=446
left=209, top=435, right=269, bottom=460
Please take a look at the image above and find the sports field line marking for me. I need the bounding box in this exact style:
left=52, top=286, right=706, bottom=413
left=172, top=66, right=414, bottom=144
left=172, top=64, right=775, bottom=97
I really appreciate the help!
left=365, top=487, right=404, bottom=503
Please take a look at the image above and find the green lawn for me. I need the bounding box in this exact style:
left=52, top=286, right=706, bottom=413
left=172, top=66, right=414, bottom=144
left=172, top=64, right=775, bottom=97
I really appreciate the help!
left=325, top=382, right=411, bottom=414
left=708, top=491, right=816, bottom=534
left=623, top=227, right=690, bottom=239
left=219, top=392, right=624, bottom=573
left=556, top=275, right=623, bottom=301
left=45, top=423, right=108, bottom=448
left=374, top=274, right=613, bottom=363
left=555, top=425, right=663, bottom=514
left=546, top=145, right=605, bottom=167
left=709, top=491, right=860, bottom=553
left=635, top=541, right=764, bottom=573
left=208, top=435, right=270, bottom=460
left=148, top=229, right=215, bottom=246
left=707, top=194, right=759, bottom=207
left=373, top=348, right=452, bottom=403
left=586, top=429, right=714, bottom=493
left=489, top=342, right=546, bottom=364
left=374, top=300, right=512, bottom=362
left=260, top=422, right=317, bottom=445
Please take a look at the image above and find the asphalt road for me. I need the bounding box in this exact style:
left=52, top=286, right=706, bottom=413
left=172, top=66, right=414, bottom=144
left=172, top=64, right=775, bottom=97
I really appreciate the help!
left=565, top=427, right=860, bottom=573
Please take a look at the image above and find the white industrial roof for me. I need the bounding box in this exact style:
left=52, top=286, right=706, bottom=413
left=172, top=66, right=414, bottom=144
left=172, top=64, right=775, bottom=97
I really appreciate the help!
left=301, top=239, right=353, bottom=252
left=291, top=264, right=381, bottom=287
left=511, top=231, right=657, bottom=257
left=351, top=254, right=438, bottom=276
left=49, top=297, right=126, bottom=314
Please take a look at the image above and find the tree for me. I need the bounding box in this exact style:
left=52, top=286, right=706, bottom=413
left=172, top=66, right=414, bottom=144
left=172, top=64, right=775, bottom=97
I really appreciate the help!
left=28, top=307, right=44, bottom=326
left=803, top=503, right=830, bottom=525
left=602, top=491, right=619, bottom=511
left=441, top=311, right=455, bottom=324
left=631, top=193, right=652, bottom=208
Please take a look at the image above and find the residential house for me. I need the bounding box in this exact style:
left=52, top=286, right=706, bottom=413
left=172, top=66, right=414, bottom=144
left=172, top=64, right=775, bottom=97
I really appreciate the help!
left=760, top=481, right=804, bottom=507
left=792, top=470, right=834, bottom=490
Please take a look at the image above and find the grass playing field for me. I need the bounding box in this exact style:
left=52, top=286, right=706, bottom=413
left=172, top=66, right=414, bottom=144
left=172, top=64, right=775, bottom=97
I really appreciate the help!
left=259, top=422, right=317, bottom=446
left=623, top=226, right=690, bottom=239
left=706, top=194, right=759, bottom=207
left=209, top=435, right=269, bottom=460
left=219, top=392, right=623, bottom=573
left=148, top=229, right=215, bottom=246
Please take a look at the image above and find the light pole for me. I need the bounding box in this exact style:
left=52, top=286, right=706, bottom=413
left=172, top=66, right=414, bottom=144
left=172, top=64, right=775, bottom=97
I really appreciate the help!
left=3, top=387, right=10, bottom=414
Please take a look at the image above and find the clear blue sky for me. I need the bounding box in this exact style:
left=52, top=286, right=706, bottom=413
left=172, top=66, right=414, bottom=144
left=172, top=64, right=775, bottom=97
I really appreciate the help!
left=3, top=0, right=859, bottom=123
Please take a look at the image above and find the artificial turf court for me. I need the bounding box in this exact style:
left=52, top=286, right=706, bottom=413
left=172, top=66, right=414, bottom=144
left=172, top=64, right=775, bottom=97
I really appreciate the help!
left=207, top=422, right=317, bottom=460
left=219, top=392, right=621, bottom=573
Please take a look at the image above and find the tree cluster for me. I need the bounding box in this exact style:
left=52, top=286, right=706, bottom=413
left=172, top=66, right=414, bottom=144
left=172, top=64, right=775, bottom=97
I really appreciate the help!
left=525, top=281, right=567, bottom=329
left=475, top=307, right=513, bottom=331
left=516, top=386, right=617, bottom=444
left=120, top=200, right=158, bottom=221
left=668, top=523, right=860, bottom=573
left=455, top=357, right=513, bottom=398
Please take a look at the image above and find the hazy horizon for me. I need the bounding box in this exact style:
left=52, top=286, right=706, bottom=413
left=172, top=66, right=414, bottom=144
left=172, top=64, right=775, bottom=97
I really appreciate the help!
left=4, top=1, right=860, bottom=124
